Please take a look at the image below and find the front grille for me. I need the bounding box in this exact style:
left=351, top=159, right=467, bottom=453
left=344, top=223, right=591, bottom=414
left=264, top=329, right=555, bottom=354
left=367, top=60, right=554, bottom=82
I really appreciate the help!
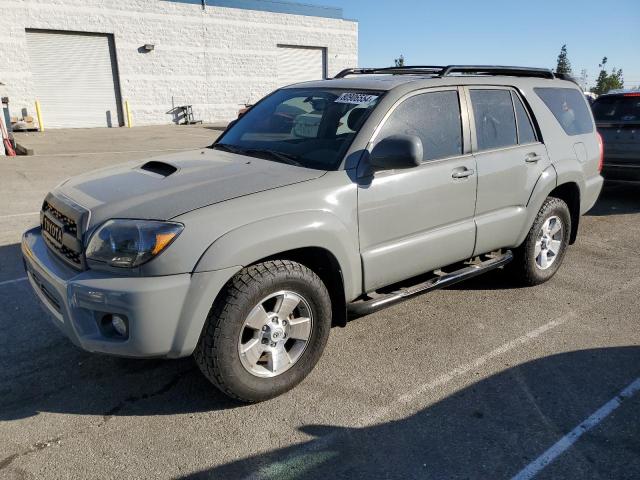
left=43, top=201, right=78, bottom=234
left=41, top=195, right=88, bottom=270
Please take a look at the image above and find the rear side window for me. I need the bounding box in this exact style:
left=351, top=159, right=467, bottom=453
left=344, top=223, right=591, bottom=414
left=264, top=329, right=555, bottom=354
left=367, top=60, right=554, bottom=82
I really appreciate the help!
left=534, top=87, right=594, bottom=135
left=592, top=95, right=640, bottom=123
left=512, top=92, right=538, bottom=144
left=376, top=90, right=462, bottom=161
left=470, top=89, right=517, bottom=151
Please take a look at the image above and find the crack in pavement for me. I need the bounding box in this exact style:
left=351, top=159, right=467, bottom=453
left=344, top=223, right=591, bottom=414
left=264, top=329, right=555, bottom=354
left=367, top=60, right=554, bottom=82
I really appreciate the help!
left=102, top=368, right=194, bottom=421
left=0, top=367, right=193, bottom=473
left=0, top=437, right=62, bottom=471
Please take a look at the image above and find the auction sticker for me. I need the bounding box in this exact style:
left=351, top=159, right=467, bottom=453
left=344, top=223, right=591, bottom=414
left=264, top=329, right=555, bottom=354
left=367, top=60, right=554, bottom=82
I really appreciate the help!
left=335, top=93, right=379, bottom=105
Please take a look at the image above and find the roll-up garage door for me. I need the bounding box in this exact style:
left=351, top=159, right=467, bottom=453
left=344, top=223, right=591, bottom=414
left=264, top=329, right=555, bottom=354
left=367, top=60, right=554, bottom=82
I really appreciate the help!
left=276, top=45, right=326, bottom=87
left=25, top=30, right=123, bottom=128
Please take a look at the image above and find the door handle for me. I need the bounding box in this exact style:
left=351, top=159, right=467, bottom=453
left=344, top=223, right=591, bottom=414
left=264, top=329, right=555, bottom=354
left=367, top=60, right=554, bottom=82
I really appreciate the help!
left=452, top=167, right=475, bottom=179
left=525, top=153, right=542, bottom=163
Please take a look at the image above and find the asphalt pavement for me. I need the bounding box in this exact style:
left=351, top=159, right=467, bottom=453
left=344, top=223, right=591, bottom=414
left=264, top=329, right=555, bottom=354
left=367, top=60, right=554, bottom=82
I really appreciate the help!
left=1, top=126, right=639, bottom=480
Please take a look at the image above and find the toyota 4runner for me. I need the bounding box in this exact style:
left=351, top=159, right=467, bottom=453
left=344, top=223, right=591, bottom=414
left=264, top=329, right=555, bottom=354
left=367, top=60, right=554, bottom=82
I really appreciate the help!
left=22, top=65, right=603, bottom=402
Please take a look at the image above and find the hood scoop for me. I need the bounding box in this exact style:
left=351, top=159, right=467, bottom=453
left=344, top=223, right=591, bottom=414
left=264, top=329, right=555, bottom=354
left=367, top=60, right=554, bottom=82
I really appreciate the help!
left=139, top=161, right=178, bottom=177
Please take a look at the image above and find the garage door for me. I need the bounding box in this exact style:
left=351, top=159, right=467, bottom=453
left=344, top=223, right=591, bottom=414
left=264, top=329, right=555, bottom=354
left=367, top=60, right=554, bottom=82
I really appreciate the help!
left=25, top=30, right=122, bottom=129
left=276, top=45, right=326, bottom=87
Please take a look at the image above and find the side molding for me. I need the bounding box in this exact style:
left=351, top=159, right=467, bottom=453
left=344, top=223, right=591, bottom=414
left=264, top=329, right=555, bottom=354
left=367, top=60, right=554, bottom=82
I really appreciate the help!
left=514, top=164, right=558, bottom=246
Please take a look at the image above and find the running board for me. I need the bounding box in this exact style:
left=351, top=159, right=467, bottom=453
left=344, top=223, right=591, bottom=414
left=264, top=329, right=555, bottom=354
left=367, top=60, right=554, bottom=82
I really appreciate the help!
left=348, top=250, right=513, bottom=317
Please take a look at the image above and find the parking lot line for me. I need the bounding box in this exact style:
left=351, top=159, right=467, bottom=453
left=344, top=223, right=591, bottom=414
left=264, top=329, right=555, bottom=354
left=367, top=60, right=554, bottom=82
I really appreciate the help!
left=0, top=212, right=39, bottom=220
left=511, top=376, right=640, bottom=480
left=32, top=148, right=204, bottom=157
left=0, top=277, right=27, bottom=287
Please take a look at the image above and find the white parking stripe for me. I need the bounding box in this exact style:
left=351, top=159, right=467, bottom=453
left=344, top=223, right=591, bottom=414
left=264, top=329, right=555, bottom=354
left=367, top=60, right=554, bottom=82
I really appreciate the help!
left=511, top=376, right=640, bottom=480
left=0, top=212, right=39, bottom=220
left=0, top=277, right=28, bottom=287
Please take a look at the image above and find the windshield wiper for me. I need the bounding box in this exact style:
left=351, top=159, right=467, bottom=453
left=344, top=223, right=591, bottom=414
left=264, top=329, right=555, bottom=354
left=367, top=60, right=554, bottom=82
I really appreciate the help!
left=243, top=149, right=303, bottom=167
left=212, top=144, right=303, bottom=167
left=211, top=143, right=247, bottom=155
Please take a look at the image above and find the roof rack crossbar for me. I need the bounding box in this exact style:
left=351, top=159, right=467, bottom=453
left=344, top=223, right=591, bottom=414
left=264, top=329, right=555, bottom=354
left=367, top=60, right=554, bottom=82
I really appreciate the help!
left=334, top=65, right=556, bottom=80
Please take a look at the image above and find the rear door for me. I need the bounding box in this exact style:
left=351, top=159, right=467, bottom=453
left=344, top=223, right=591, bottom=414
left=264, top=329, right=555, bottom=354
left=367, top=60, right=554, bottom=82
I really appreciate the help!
left=465, top=86, right=550, bottom=255
left=592, top=93, right=640, bottom=181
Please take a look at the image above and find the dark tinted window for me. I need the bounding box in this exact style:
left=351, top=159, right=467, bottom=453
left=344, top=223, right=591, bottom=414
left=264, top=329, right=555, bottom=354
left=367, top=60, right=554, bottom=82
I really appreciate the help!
left=512, top=92, right=537, bottom=144
left=376, top=91, right=462, bottom=161
left=535, top=87, right=594, bottom=135
left=470, top=89, right=517, bottom=150
left=592, top=95, right=640, bottom=123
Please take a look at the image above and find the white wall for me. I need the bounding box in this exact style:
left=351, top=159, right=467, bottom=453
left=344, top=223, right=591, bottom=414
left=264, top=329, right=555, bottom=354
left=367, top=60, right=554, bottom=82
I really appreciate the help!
left=0, top=0, right=358, bottom=127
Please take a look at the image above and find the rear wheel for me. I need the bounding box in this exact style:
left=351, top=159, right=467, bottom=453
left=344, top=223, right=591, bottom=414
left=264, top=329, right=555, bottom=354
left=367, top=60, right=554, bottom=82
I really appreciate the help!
left=194, top=260, right=332, bottom=403
left=510, top=197, right=572, bottom=286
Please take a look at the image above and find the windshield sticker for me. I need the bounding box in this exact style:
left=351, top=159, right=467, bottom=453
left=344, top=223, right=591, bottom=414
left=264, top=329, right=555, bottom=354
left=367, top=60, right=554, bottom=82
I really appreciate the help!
left=335, top=93, right=379, bottom=105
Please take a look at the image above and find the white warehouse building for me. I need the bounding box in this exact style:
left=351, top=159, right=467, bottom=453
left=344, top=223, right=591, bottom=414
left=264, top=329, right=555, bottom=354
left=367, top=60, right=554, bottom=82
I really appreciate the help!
left=0, top=0, right=358, bottom=129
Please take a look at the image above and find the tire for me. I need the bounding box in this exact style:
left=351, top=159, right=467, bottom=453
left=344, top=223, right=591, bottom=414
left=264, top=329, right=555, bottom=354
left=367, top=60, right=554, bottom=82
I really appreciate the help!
left=194, top=260, right=332, bottom=403
left=510, top=196, right=572, bottom=286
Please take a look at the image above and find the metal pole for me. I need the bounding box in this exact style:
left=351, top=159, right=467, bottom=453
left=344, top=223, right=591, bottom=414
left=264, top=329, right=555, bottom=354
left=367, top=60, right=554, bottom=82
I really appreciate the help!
left=35, top=100, right=44, bottom=132
left=125, top=100, right=132, bottom=128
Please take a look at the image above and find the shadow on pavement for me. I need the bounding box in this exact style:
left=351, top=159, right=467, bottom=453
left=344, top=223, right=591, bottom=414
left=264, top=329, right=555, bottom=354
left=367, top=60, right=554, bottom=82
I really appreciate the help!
left=586, top=181, right=640, bottom=216
left=181, top=347, right=640, bottom=480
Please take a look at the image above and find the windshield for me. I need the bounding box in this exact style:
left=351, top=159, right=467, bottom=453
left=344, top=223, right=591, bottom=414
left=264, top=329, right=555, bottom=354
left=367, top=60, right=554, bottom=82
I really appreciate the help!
left=592, top=95, right=640, bottom=123
left=214, top=88, right=383, bottom=170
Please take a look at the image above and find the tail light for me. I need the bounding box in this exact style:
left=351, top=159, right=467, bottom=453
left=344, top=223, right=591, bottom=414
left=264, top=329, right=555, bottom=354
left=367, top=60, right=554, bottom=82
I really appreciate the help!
left=596, top=132, right=604, bottom=172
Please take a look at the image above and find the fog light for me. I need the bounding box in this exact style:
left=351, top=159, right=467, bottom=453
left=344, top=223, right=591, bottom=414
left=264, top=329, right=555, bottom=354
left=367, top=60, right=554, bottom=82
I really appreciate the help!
left=111, top=315, right=128, bottom=337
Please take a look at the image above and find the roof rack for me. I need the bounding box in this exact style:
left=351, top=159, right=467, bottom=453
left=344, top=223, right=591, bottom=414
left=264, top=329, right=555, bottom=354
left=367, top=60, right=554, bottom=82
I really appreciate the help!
left=334, top=65, right=555, bottom=80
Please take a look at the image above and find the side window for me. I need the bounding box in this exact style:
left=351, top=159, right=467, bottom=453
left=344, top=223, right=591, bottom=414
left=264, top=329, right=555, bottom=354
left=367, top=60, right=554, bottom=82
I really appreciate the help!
left=512, top=92, right=538, bottom=144
left=534, top=87, right=594, bottom=135
left=376, top=90, right=462, bottom=161
left=470, top=89, right=517, bottom=151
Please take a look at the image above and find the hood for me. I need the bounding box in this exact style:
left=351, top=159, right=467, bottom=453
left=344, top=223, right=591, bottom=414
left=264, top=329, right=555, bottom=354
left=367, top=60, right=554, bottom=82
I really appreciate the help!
left=55, top=149, right=325, bottom=227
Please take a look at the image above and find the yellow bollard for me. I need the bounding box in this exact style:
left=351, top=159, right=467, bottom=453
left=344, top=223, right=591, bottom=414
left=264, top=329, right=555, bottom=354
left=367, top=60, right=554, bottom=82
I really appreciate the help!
left=35, top=100, right=44, bottom=132
left=125, top=100, right=132, bottom=128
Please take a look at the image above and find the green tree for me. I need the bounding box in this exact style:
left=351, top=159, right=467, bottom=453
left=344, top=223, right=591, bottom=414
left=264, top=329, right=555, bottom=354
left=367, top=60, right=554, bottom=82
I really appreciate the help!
left=555, top=44, right=572, bottom=75
left=591, top=57, right=624, bottom=95
left=394, top=54, right=405, bottom=67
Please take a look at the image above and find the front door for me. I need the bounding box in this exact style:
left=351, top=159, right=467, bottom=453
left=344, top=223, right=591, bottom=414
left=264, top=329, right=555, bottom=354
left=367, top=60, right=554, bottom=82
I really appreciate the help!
left=358, top=88, right=478, bottom=292
left=465, top=87, right=551, bottom=255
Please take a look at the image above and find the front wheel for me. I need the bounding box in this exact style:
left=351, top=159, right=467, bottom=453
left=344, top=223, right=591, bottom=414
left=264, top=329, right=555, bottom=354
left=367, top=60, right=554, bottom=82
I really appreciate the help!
left=510, top=196, right=572, bottom=286
left=194, top=260, right=332, bottom=403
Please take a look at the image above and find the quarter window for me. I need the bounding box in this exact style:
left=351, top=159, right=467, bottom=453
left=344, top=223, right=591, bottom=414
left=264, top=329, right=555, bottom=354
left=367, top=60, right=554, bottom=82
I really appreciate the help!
left=534, top=87, right=594, bottom=135
left=375, top=91, right=463, bottom=161
left=470, top=89, right=517, bottom=151
left=512, top=92, right=538, bottom=144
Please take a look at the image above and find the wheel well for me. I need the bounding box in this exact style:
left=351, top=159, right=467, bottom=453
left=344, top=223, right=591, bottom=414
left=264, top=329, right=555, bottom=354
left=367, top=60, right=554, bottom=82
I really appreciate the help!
left=257, top=247, right=348, bottom=328
left=549, top=182, right=580, bottom=244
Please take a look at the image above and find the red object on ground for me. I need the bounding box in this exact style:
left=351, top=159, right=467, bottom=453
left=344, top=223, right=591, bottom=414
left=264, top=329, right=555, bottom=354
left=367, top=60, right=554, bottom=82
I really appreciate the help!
left=3, top=138, right=16, bottom=156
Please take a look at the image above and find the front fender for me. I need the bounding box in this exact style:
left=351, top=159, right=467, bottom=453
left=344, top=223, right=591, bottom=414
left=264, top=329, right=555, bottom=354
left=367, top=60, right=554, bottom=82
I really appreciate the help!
left=194, top=211, right=363, bottom=302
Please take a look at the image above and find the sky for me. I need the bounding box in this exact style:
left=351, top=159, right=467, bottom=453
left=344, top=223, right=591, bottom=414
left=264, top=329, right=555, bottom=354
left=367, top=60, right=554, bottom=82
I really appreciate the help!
left=323, top=0, right=640, bottom=89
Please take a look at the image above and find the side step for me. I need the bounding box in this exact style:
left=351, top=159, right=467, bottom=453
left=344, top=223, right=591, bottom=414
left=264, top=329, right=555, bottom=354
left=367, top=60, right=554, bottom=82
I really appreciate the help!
left=347, top=250, right=513, bottom=317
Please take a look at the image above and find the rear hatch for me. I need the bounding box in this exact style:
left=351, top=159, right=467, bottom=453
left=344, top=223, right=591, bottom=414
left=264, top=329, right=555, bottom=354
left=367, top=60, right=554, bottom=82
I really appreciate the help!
left=592, top=93, right=640, bottom=165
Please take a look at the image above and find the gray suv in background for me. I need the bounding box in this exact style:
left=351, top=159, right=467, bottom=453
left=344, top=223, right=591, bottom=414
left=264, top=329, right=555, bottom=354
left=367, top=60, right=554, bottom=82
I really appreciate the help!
left=22, top=65, right=603, bottom=402
left=592, top=90, right=640, bottom=182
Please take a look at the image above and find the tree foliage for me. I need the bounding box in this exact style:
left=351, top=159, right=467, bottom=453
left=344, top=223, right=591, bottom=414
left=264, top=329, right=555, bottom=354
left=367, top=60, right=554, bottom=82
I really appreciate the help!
left=555, top=44, right=572, bottom=75
left=591, top=57, right=624, bottom=95
left=394, top=54, right=405, bottom=68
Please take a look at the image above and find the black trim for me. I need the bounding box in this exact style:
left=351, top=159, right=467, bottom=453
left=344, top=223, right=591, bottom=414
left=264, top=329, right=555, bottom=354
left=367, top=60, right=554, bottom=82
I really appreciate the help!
left=335, top=65, right=555, bottom=80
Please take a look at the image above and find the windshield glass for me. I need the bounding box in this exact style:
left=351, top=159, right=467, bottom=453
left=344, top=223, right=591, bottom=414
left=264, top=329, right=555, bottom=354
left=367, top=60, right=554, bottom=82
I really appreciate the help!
left=592, top=95, right=640, bottom=123
left=214, top=88, right=383, bottom=170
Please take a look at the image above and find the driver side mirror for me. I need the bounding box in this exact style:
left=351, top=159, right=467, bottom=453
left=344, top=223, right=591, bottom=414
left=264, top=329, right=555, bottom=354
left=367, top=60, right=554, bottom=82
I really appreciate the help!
left=369, top=134, right=423, bottom=170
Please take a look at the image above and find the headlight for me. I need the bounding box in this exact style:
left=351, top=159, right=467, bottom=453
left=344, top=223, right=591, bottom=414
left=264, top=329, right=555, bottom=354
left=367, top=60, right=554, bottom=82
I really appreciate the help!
left=86, top=220, right=184, bottom=268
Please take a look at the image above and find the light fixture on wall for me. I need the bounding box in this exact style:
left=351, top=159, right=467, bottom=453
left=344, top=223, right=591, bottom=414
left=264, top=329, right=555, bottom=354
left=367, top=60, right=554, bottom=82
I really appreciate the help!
left=142, top=44, right=155, bottom=52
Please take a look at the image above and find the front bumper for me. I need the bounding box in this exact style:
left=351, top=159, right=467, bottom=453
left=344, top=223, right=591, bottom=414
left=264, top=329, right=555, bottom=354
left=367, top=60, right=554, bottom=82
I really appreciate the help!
left=22, top=227, right=239, bottom=358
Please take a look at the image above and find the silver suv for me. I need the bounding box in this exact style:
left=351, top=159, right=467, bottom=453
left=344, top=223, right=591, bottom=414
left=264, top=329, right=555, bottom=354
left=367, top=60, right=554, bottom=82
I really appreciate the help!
left=22, top=65, right=603, bottom=402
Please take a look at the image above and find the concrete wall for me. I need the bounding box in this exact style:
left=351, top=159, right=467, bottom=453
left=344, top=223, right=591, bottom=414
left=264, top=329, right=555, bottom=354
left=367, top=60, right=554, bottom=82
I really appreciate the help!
left=0, top=0, right=358, bottom=127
